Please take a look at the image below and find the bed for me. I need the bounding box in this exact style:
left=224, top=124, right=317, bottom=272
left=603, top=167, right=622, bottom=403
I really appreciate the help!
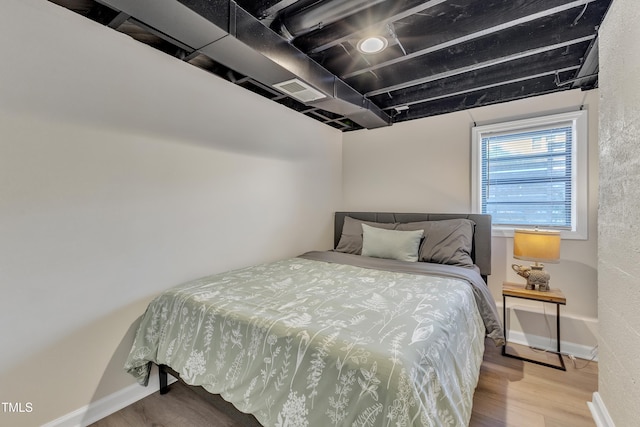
left=125, top=212, right=504, bottom=427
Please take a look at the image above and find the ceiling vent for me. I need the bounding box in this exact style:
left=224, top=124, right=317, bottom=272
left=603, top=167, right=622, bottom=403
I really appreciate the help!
left=273, top=78, right=327, bottom=102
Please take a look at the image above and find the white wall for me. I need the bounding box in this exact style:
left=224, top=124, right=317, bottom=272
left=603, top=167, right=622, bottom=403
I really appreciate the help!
left=343, top=90, right=600, bottom=354
left=0, top=1, right=341, bottom=426
left=597, top=0, right=640, bottom=424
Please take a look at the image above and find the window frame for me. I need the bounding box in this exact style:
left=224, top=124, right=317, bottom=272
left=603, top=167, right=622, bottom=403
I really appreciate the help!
left=471, top=110, right=588, bottom=240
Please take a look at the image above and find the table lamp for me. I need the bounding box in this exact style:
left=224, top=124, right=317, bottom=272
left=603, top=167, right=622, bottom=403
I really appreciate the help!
left=511, top=229, right=561, bottom=291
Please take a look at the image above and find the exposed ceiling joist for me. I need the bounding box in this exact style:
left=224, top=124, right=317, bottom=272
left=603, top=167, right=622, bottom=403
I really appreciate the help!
left=302, top=0, right=448, bottom=54
left=47, top=0, right=612, bottom=131
left=385, top=66, right=580, bottom=114
left=365, top=35, right=595, bottom=97
left=340, top=0, right=598, bottom=80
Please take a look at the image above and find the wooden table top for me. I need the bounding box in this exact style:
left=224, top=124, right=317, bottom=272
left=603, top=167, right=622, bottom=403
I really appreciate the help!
left=502, top=281, right=566, bottom=304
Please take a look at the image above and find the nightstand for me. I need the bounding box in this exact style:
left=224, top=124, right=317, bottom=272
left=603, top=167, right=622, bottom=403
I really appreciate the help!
left=502, top=282, right=567, bottom=371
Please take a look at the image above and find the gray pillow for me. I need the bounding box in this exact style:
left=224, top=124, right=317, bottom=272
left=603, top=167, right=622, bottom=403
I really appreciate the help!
left=335, top=216, right=396, bottom=254
left=396, top=219, right=475, bottom=267
left=361, top=224, right=424, bottom=262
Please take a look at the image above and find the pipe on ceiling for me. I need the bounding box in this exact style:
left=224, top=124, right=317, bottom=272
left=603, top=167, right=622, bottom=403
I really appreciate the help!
left=96, top=0, right=390, bottom=129
left=272, top=0, right=387, bottom=40
left=570, top=37, right=599, bottom=89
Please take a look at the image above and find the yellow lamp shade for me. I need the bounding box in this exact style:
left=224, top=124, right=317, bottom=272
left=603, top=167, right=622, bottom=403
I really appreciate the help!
left=513, top=229, right=561, bottom=263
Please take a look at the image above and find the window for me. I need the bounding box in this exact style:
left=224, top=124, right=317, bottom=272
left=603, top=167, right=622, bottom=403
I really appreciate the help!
left=472, top=111, right=588, bottom=239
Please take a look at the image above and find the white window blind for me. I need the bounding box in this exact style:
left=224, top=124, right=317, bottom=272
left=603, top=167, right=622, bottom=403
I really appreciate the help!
left=481, top=123, right=573, bottom=228
left=472, top=110, right=588, bottom=239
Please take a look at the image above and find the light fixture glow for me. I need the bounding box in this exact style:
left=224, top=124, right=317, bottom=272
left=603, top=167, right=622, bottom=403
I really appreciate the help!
left=357, top=36, right=388, bottom=54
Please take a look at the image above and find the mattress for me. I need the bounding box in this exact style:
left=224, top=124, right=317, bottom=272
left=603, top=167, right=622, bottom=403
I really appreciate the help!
left=125, top=251, right=503, bottom=427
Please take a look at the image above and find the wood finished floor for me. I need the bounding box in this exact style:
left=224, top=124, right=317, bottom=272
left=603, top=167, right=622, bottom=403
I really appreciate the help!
left=92, top=340, right=597, bottom=427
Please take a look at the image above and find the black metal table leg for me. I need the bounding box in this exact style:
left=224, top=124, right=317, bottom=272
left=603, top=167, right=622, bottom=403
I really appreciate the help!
left=502, top=293, right=566, bottom=371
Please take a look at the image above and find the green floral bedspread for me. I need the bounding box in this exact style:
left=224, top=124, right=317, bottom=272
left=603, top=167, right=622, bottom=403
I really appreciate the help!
left=125, top=255, right=487, bottom=426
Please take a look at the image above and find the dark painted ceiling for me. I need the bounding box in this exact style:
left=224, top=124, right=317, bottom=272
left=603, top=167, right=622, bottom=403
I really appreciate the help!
left=48, top=0, right=612, bottom=131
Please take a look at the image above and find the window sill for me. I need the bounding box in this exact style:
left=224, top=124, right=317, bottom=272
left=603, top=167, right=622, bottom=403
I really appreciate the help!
left=491, top=226, right=588, bottom=240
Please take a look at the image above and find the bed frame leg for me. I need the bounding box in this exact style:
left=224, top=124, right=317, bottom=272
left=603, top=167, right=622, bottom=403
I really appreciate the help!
left=159, top=364, right=169, bottom=395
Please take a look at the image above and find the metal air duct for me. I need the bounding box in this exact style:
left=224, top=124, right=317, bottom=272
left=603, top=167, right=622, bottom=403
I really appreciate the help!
left=96, top=0, right=391, bottom=129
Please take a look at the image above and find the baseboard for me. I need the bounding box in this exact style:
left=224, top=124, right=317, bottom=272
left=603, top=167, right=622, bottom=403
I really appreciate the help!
left=506, top=330, right=597, bottom=361
left=499, top=301, right=598, bottom=361
left=588, top=392, right=615, bottom=427
left=41, top=367, right=177, bottom=427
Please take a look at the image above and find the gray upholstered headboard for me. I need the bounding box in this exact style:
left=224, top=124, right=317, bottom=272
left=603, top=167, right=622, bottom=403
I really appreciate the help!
left=334, top=212, right=492, bottom=279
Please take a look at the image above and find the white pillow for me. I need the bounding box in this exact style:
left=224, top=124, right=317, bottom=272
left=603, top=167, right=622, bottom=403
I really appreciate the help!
left=361, top=224, right=424, bottom=262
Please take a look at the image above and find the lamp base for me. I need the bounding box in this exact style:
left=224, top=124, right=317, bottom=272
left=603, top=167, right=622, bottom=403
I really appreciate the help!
left=512, top=263, right=551, bottom=291
left=525, top=265, right=551, bottom=291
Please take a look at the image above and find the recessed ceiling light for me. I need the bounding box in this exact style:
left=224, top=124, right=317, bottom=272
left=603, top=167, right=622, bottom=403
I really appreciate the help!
left=357, top=36, right=388, bottom=54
